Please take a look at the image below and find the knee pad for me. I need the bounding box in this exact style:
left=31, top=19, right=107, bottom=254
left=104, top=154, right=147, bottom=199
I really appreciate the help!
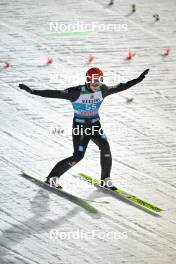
left=100, top=133, right=107, bottom=140
left=73, top=144, right=85, bottom=162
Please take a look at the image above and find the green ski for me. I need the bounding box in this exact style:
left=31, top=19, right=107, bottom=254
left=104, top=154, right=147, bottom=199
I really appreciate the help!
left=75, top=172, right=163, bottom=214
left=20, top=171, right=98, bottom=213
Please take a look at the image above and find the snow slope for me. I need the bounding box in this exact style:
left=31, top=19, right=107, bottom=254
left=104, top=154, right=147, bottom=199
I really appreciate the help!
left=0, top=0, right=176, bottom=263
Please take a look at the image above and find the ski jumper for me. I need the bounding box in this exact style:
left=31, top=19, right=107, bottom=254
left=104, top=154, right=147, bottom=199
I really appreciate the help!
left=29, top=77, right=143, bottom=180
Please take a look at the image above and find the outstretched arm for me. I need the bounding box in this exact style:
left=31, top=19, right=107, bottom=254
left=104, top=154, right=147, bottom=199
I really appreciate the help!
left=19, top=84, right=78, bottom=101
left=104, top=69, right=149, bottom=97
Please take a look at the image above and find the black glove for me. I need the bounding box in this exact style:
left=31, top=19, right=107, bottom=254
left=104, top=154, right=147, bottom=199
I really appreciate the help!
left=138, top=69, right=150, bottom=81
left=19, top=84, right=33, bottom=94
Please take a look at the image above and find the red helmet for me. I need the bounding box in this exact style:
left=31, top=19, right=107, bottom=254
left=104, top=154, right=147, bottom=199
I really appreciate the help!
left=86, top=67, right=104, bottom=82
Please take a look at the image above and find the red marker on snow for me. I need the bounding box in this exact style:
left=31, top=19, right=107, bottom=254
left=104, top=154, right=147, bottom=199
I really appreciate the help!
left=126, top=51, right=136, bottom=60
left=47, top=57, right=54, bottom=65
left=163, top=48, right=171, bottom=56
left=88, top=55, right=95, bottom=64
left=4, top=61, right=12, bottom=68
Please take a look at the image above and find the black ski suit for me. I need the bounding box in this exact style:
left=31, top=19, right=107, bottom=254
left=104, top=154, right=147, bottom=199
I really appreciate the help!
left=19, top=69, right=149, bottom=181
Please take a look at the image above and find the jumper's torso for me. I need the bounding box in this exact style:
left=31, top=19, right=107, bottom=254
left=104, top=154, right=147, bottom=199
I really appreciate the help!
left=71, top=86, right=104, bottom=119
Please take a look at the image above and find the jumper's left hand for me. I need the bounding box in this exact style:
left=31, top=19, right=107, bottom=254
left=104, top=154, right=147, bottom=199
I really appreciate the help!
left=139, top=69, right=150, bottom=80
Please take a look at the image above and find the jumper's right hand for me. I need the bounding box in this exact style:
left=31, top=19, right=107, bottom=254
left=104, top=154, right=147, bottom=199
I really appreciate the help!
left=19, top=84, right=33, bottom=94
